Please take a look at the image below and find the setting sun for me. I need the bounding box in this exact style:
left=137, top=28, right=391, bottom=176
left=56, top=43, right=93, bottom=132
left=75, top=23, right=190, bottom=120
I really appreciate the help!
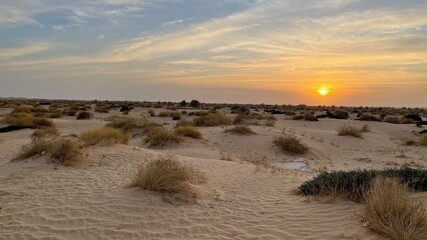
left=317, top=88, right=330, bottom=96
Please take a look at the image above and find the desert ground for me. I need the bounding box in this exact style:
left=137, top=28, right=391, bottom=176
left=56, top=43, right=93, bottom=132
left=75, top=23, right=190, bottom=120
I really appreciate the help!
left=0, top=101, right=426, bottom=240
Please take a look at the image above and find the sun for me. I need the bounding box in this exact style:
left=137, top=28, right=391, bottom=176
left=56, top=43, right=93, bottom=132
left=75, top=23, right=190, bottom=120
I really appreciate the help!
left=317, top=88, right=330, bottom=96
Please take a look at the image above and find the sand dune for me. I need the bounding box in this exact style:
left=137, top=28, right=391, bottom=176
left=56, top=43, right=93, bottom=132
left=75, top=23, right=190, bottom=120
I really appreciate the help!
left=1, top=108, right=426, bottom=239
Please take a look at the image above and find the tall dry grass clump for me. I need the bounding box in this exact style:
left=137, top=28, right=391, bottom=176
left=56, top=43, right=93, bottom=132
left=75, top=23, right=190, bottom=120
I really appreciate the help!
left=361, top=178, right=427, bottom=240
left=129, top=156, right=206, bottom=197
left=144, top=127, right=182, bottom=147
left=337, top=124, right=363, bottom=138
left=3, top=110, right=54, bottom=129
left=225, top=126, right=255, bottom=135
left=174, top=126, right=202, bottom=139
left=81, top=127, right=129, bottom=146
left=193, top=113, right=232, bottom=126
left=274, top=135, right=308, bottom=154
left=107, top=117, right=162, bottom=135
left=49, top=138, right=85, bottom=166
left=16, top=138, right=85, bottom=166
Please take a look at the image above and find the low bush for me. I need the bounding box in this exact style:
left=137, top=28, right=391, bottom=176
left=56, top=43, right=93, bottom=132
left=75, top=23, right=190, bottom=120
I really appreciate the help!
left=33, top=118, right=54, bottom=128
left=298, top=167, right=427, bottom=202
left=383, top=116, right=400, bottom=124
left=144, top=127, right=182, bottom=147
left=81, top=127, right=129, bottom=146
left=107, top=117, right=162, bottom=135
left=157, top=111, right=170, bottom=117
left=5, top=113, right=54, bottom=128
left=76, top=111, right=93, bottom=120
left=360, top=114, right=380, bottom=121
left=174, top=126, right=202, bottom=139
left=225, top=126, right=255, bottom=135
left=16, top=138, right=85, bottom=166
left=32, top=127, right=59, bottom=139
left=337, top=125, right=363, bottom=138
left=175, top=119, right=195, bottom=128
left=129, top=156, right=205, bottom=197
left=193, top=113, right=232, bottom=126
left=5, top=113, right=35, bottom=127
left=273, top=135, right=308, bottom=154
left=400, top=117, right=416, bottom=124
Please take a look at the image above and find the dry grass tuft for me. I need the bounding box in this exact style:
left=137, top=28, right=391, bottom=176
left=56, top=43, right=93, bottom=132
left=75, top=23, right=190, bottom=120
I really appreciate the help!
left=225, top=126, right=255, bottom=135
left=16, top=138, right=85, bottom=166
left=144, top=127, right=182, bottom=147
left=274, top=135, right=308, bottom=154
left=129, top=156, right=206, bottom=197
left=4, top=112, right=54, bottom=128
left=360, top=124, right=370, bottom=133
left=420, top=135, right=427, bottom=146
left=106, top=117, right=163, bottom=136
left=175, top=119, right=195, bottom=128
left=32, top=127, right=59, bottom=139
left=81, top=127, right=129, bottom=146
left=337, top=125, right=363, bottom=138
left=49, top=138, right=85, bottom=166
left=5, top=113, right=35, bottom=127
left=174, top=126, right=202, bottom=139
left=360, top=178, right=427, bottom=240
left=193, top=113, right=232, bottom=126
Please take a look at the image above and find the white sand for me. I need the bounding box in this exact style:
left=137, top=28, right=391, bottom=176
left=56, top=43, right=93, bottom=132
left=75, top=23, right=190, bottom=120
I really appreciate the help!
left=1, top=108, right=426, bottom=239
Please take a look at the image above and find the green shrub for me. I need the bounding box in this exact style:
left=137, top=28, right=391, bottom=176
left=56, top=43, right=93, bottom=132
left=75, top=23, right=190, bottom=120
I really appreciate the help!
left=193, top=113, right=232, bottom=126
left=298, top=167, right=427, bottom=202
left=273, top=135, right=308, bottom=154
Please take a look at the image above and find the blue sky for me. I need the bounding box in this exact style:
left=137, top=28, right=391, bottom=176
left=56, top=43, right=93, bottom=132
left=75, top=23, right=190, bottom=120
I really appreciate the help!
left=0, top=0, right=426, bottom=106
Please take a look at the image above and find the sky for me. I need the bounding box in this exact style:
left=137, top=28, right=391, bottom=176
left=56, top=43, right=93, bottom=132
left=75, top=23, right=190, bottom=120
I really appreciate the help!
left=0, top=0, right=426, bottom=107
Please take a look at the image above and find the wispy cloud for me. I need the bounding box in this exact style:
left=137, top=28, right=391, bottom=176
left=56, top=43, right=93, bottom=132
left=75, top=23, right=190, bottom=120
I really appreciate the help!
left=0, top=0, right=426, bottom=106
left=0, top=42, right=51, bottom=60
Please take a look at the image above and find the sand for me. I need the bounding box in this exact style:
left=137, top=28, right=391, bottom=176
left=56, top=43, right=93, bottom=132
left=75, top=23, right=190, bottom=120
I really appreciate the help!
left=1, top=107, right=426, bottom=239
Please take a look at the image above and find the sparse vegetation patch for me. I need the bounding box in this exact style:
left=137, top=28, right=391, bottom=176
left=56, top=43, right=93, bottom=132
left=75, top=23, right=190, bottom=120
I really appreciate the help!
left=81, top=127, right=129, bottom=146
left=129, top=156, right=205, bottom=197
left=273, top=135, right=308, bottom=154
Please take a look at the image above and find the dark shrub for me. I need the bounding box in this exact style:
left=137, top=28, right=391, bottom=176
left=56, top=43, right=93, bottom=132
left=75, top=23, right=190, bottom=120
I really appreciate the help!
left=76, top=111, right=93, bottom=120
left=298, top=167, right=427, bottom=202
left=190, top=100, right=200, bottom=108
